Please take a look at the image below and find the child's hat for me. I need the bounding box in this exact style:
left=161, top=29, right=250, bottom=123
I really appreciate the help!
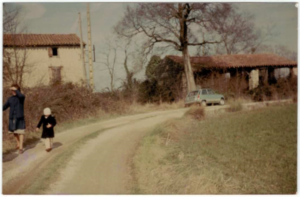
left=44, top=108, right=51, bottom=115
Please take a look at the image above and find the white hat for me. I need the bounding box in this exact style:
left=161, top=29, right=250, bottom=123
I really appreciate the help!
left=44, top=108, right=51, bottom=115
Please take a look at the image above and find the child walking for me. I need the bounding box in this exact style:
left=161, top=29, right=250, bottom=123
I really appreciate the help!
left=36, top=108, right=56, bottom=152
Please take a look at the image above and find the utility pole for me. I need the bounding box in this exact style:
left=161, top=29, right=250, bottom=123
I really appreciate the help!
left=87, top=3, right=94, bottom=91
left=78, top=12, right=88, bottom=87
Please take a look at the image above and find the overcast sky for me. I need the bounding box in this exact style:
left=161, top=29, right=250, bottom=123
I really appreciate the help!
left=9, top=2, right=298, bottom=92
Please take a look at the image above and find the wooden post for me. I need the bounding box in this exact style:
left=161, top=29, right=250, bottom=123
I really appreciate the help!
left=78, top=12, right=88, bottom=87
left=268, top=67, right=276, bottom=85
left=249, top=69, right=259, bottom=90
left=87, top=3, right=94, bottom=91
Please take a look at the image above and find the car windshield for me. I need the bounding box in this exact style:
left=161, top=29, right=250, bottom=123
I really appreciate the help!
left=202, top=90, right=208, bottom=95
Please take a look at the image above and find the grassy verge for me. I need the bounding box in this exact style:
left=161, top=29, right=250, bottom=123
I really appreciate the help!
left=133, top=104, right=297, bottom=194
left=3, top=100, right=184, bottom=154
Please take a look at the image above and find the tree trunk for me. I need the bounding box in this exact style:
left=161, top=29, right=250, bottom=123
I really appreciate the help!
left=182, top=46, right=196, bottom=93
left=123, top=50, right=133, bottom=91
left=178, top=3, right=196, bottom=94
left=110, top=77, right=114, bottom=92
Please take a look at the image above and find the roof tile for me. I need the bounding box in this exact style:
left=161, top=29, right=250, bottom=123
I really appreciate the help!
left=167, top=54, right=297, bottom=68
left=3, top=34, right=85, bottom=47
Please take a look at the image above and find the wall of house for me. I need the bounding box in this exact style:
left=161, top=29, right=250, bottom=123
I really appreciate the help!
left=4, top=46, right=86, bottom=88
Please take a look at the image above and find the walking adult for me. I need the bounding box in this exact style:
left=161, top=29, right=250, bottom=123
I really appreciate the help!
left=3, top=84, right=26, bottom=154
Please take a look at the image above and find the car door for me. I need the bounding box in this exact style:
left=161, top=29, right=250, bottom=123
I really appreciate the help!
left=186, top=91, right=195, bottom=104
left=201, top=89, right=209, bottom=103
left=185, top=92, right=192, bottom=104
left=190, top=91, right=198, bottom=103
left=207, top=89, right=216, bottom=103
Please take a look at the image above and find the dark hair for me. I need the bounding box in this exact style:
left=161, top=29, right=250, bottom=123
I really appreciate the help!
left=11, top=84, right=21, bottom=91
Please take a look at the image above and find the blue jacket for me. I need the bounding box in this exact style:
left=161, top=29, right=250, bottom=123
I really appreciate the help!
left=3, top=90, right=25, bottom=119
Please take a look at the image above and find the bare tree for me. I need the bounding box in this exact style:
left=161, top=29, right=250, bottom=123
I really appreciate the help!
left=3, top=3, right=21, bottom=34
left=120, top=39, right=135, bottom=91
left=3, top=4, right=33, bottom=88
left=99, top=38, right=118, bottom=92
left=115, top=3, right=234, bottom=93
left=208, top=6, right=257, bottom=55
left=110, top=37, right=144, bottom=95
left=255, top=44, right=297, bottom=61
left=248, top=23, right=276, bottom=54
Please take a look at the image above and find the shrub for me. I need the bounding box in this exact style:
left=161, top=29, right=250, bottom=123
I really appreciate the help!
left=247, top=77, right=297, bottom=102
left=2, top=82, right=131, bottom=141
left=227, top=99, right=243, bottom=112
left=184, top=106, right=205, bottom=120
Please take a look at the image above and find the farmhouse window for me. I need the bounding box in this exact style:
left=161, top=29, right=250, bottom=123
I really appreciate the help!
left=52, top=47, right=58, bottom=56
left=50, top=66, right=62, bottom=84
left=48, top=47, right=58, bottom=57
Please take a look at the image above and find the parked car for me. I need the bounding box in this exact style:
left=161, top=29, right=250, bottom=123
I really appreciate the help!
left=184, top=88, right=225, bottom=107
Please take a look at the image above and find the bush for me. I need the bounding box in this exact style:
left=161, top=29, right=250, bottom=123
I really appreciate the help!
left=184, top=106, right=205, bottom=120
left=227, top=99, right=243, bottom=112
left=247, top=77, right=297, bottom=102
left=2, top=83, right=131, bottom=141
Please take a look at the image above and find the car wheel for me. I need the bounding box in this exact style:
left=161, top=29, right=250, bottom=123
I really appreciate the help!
left=220, top=99, right=225, bottom=105
left=201, top=100, right=207, bottom=107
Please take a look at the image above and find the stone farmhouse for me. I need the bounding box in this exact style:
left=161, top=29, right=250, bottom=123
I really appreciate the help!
left=3, top=34, right=86, bottom=88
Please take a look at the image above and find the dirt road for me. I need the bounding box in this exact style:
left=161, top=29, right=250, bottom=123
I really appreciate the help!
left=3, top=108, right=188, bottom=194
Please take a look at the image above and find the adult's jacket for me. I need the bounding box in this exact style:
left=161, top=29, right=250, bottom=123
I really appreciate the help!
left=3, top=90, right=25, bottom=119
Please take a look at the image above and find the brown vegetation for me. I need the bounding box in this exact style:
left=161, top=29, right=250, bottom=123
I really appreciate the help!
left=184, top=106, right=205, bottom=120
left=2, top=82, right=184, bottom=154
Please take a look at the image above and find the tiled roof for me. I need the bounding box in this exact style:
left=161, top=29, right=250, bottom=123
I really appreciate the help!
left=3, top=34, right=86, bottom=47
left=166, top=54, right=297, bottom=69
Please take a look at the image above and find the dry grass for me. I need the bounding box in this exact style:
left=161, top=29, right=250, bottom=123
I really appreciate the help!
left=127, top=100, right=184, bottom=115
left=133, top=104, right=297, bottom=194
left=226, top=98, right=245, bottom=112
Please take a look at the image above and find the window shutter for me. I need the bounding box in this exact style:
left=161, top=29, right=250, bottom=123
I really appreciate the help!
left=48, top=47, right=53, bottom=57
left=50, top=66, right=62, bottom=84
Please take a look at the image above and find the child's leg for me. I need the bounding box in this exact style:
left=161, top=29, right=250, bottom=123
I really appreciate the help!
left=50, top=138, right=53, bottom=148
left=45, top=138, right=51, bottom=150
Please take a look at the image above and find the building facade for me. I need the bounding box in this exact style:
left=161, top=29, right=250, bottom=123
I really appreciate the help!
left=3, top=34, right=87, bottom=88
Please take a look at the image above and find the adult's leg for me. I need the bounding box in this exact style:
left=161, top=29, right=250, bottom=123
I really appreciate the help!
left=14, top=134, right=20, bottom=149
left=50, top=138, right=53, bottom=148
left=19, top=134, right=24, bottom=150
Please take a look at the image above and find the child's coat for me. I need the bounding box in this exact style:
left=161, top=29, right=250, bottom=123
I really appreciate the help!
left=37, top=115, right=56, bottom=138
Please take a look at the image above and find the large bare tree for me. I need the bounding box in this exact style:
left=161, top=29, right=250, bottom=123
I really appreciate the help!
left=115, top=3, right=233, bottom=92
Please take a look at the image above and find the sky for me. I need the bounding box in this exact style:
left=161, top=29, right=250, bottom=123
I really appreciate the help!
left=8, top=2, right=298, bottom=92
